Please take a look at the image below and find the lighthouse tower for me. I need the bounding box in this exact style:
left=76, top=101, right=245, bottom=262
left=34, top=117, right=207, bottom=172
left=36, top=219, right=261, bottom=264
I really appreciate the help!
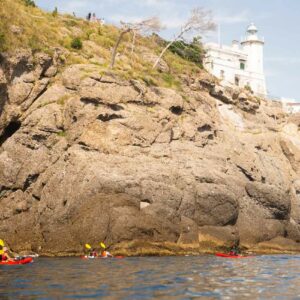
left=241, top=23, right=267, bottom=95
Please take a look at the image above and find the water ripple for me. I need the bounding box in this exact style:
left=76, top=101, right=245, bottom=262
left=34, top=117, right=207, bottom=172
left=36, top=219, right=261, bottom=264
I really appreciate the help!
left=1, top=255, right=300, bottom=299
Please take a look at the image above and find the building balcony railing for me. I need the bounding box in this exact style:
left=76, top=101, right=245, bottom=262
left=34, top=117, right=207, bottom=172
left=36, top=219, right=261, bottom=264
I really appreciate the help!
left=241, top=36, right=265, bottom=43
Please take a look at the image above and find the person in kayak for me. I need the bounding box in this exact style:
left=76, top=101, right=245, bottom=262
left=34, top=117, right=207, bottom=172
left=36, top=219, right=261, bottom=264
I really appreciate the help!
left=0, top=246, right=14, bottom=261
left=101, top=250, right=113, bottom=258
left=84, top=243, right=98, bottom=258
left=0, top=239, right=14, bottom=261
left=229, top=241, right=241, bottom=256
left=0, top=245, right=4, bottom=261
left=89, top=248, right=98, bottom=258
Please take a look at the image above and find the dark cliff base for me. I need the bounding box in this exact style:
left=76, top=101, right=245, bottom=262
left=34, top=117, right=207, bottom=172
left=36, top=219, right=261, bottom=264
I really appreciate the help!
left=35, top=240, right=300, bottom=257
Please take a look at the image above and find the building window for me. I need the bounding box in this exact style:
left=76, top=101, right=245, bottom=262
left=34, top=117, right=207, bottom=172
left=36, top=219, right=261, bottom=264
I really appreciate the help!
left=220, top=70, right=225, bottom=79
left=240, top=61, right=245, bottom=70
left=235, top=76, right=240, bottom=86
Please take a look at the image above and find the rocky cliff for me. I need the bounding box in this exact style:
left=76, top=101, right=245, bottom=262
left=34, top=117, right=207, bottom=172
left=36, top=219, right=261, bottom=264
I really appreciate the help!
left=1, top=48, right=300, bottom=256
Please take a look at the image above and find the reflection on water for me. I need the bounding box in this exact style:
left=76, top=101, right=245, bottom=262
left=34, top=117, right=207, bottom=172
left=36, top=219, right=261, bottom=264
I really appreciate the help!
left=1, top=255, right=300, bottom=299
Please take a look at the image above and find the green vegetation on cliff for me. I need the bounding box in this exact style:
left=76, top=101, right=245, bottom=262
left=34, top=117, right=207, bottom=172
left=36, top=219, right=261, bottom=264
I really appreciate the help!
left=168, top=37, right=204, bottom=67
left=0, top=0, right=205, bottom=89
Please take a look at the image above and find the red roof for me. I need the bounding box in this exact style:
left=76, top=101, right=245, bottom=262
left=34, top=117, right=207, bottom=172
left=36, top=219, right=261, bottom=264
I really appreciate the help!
left=286, top=103, right=300, bottom=106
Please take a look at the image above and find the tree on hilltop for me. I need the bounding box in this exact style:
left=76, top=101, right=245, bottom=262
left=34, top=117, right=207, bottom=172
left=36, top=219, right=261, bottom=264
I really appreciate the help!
left=153, top=7, right=216, bottom=69
left=168, top=36, right=205, bottom=66
left=110, top=17, right=163, bottom=69
left=23, top=0, right=36, bottom=7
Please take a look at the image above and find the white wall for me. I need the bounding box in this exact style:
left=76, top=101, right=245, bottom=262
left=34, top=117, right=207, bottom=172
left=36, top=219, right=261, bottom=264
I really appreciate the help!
left=203, top=24, right=267, bottom=96
left=204, top=42, right=267, bottom=95
left=242, top=41, right=264, bottom=74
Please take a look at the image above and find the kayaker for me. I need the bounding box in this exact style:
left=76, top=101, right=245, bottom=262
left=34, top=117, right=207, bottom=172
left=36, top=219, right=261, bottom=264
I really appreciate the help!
left=89, top=249, right=98, bottom=258
left=1, top=246, right=14, bottom=261
left=0, top=240, right=14, bottom=261
left=84, top=243, right=98, bottom=258
left=101, top=250, right=113, bottom=258
left=0, top=245, right=3, bottom=261
left=229, top=241, right=241, bottom=256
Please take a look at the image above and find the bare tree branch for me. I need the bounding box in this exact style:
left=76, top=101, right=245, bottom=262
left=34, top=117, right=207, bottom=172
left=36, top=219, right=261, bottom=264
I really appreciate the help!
left=130, top=30, right=137, bottom=58
left=110, top=17, right=163, bottom=69
left=110, top=28, right=131, bottom=69
left=153, top=7, right=216, bottom=69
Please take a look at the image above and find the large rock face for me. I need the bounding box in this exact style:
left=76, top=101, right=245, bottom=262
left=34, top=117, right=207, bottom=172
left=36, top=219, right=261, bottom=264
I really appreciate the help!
left=1, top=50, right=300, bottom=255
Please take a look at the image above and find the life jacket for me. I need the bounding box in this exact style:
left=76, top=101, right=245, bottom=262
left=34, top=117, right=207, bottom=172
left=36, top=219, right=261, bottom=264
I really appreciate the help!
left=89, top=251, right=97, bottom=257
left=1, top=254, right=8, bottom=261
left=101, top=251, right=107, bottom=257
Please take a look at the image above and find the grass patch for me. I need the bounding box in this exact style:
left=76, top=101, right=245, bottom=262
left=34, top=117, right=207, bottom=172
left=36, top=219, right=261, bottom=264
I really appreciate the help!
left=0, top=0, right=205, bottom=99
left=0, top=31, right=7, bottom=52
left=161, top=73, right=182, bottom=90
left=63, top=19, right=79, bottom=27
left=65, top=54, right=86, bottom=65
left=57, top=94, right=71, bottom=106
left=56, top=131, right=66, bottom=137
left=162, top=73, right=175, bottom=87
left=71, top=37, right=82, bottom=50
left=142, top=76, right=158, bottom=87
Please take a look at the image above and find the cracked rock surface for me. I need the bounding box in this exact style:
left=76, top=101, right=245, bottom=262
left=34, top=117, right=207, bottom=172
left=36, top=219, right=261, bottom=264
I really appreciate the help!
left=1, top=50, right=300, bottom=255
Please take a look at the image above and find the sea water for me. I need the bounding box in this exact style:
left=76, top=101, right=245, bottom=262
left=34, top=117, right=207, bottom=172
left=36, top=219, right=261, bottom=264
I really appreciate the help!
left=1, top=255, right=300, bottom=299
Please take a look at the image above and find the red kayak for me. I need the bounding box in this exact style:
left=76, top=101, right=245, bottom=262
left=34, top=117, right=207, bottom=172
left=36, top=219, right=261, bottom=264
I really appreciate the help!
left=215, top=253, right=250, bottom=258
left=0, top=257, right=33, bottom=265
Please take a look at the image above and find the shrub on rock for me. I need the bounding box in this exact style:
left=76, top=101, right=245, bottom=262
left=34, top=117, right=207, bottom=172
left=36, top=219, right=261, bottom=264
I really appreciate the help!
left=71, top=37, right=82, bottom=50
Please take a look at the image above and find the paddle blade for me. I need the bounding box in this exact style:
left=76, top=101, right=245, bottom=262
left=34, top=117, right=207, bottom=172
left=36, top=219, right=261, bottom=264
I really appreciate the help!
left=0, top=239, right=4, bottom=247
left=100, top=242, right=106, bottom=249
left=85, top=243, right=91, bottom=249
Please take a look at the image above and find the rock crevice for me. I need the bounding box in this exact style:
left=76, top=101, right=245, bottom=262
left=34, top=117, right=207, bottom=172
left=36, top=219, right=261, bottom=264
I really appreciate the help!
left=1, top=51, right=300, bottom=255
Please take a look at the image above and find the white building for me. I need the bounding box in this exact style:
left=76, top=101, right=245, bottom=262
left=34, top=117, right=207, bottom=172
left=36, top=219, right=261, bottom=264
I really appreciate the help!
left=203, top=23, right=267, bottom=96
left=281, top=98, right=300, bottom=114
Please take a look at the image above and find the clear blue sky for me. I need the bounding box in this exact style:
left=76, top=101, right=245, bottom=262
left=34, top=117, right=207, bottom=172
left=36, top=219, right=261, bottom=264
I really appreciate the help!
left=36, top=0, right=300, bottom=100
